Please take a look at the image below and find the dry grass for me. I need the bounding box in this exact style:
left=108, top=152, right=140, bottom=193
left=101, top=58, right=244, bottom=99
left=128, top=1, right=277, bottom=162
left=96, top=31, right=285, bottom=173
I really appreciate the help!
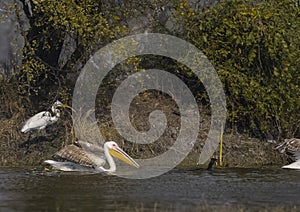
left=0, top=82, right=68, bottom=166
left=0, top=82, right=28, bottom=165
left=71, top=109, right=104, bottom=146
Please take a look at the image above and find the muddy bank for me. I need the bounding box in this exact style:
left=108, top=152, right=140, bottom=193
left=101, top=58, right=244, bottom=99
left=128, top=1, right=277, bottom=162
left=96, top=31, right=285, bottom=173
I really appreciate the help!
left=0, top=91, right=289, bottom=168
left=182, top=133, right=287, bottom=168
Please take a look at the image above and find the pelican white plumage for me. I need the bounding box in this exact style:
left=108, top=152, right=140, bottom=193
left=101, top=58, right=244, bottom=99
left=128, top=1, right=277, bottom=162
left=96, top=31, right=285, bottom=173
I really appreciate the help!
left=21, top=100, right=63, bottom=133
left=282, top=153, right=300, bottom=169
left=276, top=138, right=300, bottom=170
left=44, top=141, right=139, bottom=173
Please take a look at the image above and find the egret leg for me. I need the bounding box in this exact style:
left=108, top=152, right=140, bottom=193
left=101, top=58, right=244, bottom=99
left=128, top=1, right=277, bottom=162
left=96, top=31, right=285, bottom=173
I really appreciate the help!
left=27, top=132, right=32, bottom=142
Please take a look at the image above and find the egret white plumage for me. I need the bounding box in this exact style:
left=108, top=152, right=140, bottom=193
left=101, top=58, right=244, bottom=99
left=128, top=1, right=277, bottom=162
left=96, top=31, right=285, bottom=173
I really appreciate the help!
left=21, top=100, right=63, bottom=133
left=276, top=138, right=300, bottom=170
left=44, top=141, right=139, bottom=173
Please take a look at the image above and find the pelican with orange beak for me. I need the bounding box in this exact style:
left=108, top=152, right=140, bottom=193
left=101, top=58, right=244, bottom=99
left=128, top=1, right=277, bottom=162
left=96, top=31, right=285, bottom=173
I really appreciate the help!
left=44, top=141, right=139, bottom=173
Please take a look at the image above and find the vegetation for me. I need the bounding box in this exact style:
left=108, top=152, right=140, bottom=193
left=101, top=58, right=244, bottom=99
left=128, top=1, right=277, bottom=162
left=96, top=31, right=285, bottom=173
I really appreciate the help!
left=177, top=0, right=300, bottom=138
left=0, top=0, right=299, bottom=165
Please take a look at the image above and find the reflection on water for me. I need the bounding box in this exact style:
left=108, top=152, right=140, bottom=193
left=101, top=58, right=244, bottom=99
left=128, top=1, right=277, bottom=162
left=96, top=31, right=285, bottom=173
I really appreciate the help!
left=0, top=167, right=299, bottom=211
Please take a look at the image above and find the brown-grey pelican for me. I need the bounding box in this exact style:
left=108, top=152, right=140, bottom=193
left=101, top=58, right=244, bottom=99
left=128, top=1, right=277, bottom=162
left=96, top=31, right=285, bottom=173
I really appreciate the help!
left=44, top=141, right=140, bottom=173
left=276, top=138, right=300, bottom=170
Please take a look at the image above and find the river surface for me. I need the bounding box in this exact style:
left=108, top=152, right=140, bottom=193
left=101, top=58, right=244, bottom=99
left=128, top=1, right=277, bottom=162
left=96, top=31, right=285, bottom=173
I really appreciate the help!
left=0, top=167, right=299, bottom=211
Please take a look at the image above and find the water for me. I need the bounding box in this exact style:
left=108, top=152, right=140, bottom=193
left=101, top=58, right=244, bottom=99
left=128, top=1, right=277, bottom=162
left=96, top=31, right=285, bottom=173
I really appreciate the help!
left=0, top=167, right=299, bottom=211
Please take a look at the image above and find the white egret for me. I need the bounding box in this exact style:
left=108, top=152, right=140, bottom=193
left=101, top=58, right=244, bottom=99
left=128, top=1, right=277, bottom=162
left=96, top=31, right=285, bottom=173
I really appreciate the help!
left=44, top=141, right=140, bottom=173
left=276, top=138, right=300, bottom=170
left=21, top=100, right=63, bottom=133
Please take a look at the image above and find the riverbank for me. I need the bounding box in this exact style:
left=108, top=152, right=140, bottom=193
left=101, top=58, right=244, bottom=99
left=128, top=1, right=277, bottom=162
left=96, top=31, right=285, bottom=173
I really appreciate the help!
left=0, top=130, right=288, bottom=169
left=0, top=90, right=289, bottom=168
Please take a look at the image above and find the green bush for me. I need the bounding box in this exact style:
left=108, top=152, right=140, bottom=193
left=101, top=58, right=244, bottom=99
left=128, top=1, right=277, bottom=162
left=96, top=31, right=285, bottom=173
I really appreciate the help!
left=180, top=0, right=300, bottom=138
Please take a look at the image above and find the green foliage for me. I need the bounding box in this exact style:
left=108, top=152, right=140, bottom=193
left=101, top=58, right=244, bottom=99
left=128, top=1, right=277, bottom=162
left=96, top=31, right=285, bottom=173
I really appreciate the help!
left=5, top=0, right=299, bottom=139
left=35, top=0, right=127, bottom=48
left=178, top=0, right=300, bottom=138
left=16, top=0, right=130, bottom=103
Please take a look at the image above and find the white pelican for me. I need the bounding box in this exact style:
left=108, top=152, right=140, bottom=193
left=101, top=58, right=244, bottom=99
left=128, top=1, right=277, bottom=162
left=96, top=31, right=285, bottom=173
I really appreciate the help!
left=276, top=138, right=300, bottom=170
left=21, top=100, right=63, bottom=133
left=44, top=141, right=140, bottom=173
